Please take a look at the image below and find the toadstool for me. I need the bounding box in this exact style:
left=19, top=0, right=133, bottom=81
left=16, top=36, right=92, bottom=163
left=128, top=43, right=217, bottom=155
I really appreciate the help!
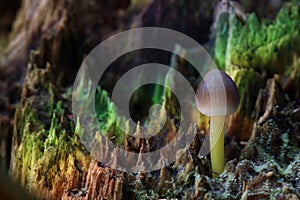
left=196, top=69, right=240, bottom=177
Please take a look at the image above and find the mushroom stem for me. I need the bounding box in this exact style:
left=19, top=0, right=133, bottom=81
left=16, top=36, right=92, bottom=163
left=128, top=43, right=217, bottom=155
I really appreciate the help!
left=210, top=115, right=225, bottom=177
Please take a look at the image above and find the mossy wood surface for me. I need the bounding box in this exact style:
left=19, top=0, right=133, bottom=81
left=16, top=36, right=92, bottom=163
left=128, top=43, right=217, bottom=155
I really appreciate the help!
left=0, top=0, right=299, bottom=199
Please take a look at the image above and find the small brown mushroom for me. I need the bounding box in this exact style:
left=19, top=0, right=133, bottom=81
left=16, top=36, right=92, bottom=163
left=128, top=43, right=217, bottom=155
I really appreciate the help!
left=196, top=69, right=240, bottom=177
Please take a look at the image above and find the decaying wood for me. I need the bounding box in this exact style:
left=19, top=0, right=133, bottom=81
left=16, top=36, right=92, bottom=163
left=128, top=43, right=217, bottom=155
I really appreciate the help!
left=0, top=0, right=133, bottom=173
left=1, top=0, right=300, bottom=199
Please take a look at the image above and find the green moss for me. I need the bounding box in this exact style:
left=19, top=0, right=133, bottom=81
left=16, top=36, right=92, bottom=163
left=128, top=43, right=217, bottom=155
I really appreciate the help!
left=229, top=67, right=264, bottom=116
left=152, top=83, right=164, bottom=105
left=74, top=77, right=125, bottom=144
left=13, top=87, right=91, bottom=194
left=162, top=70, right=181, bottom=121
left=45, top=101, right=63, bottom=147
left=215, top=4, right=300, bottom=73
left=95, top=87, right=125, bottom=145
left=214, top=13, right=230, bottom=70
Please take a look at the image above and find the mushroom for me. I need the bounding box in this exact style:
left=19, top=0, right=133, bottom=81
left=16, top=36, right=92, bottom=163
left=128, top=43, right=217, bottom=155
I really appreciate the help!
left=196, top=69, right=240, bottom=177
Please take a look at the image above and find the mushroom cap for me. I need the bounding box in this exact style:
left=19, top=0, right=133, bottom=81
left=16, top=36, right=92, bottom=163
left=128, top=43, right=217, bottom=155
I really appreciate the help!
left=196, top=69, right=240, bottom=116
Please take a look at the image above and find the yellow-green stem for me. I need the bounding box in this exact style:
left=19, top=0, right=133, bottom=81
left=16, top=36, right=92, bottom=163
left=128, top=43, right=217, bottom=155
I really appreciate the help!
left=210, top=115, right=225, bottom=178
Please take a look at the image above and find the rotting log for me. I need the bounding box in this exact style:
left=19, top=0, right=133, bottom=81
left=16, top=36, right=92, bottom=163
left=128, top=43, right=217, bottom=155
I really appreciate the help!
left=4, top=1, right=300, bottom=199
left=11, top=51, right=300, bottom=199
